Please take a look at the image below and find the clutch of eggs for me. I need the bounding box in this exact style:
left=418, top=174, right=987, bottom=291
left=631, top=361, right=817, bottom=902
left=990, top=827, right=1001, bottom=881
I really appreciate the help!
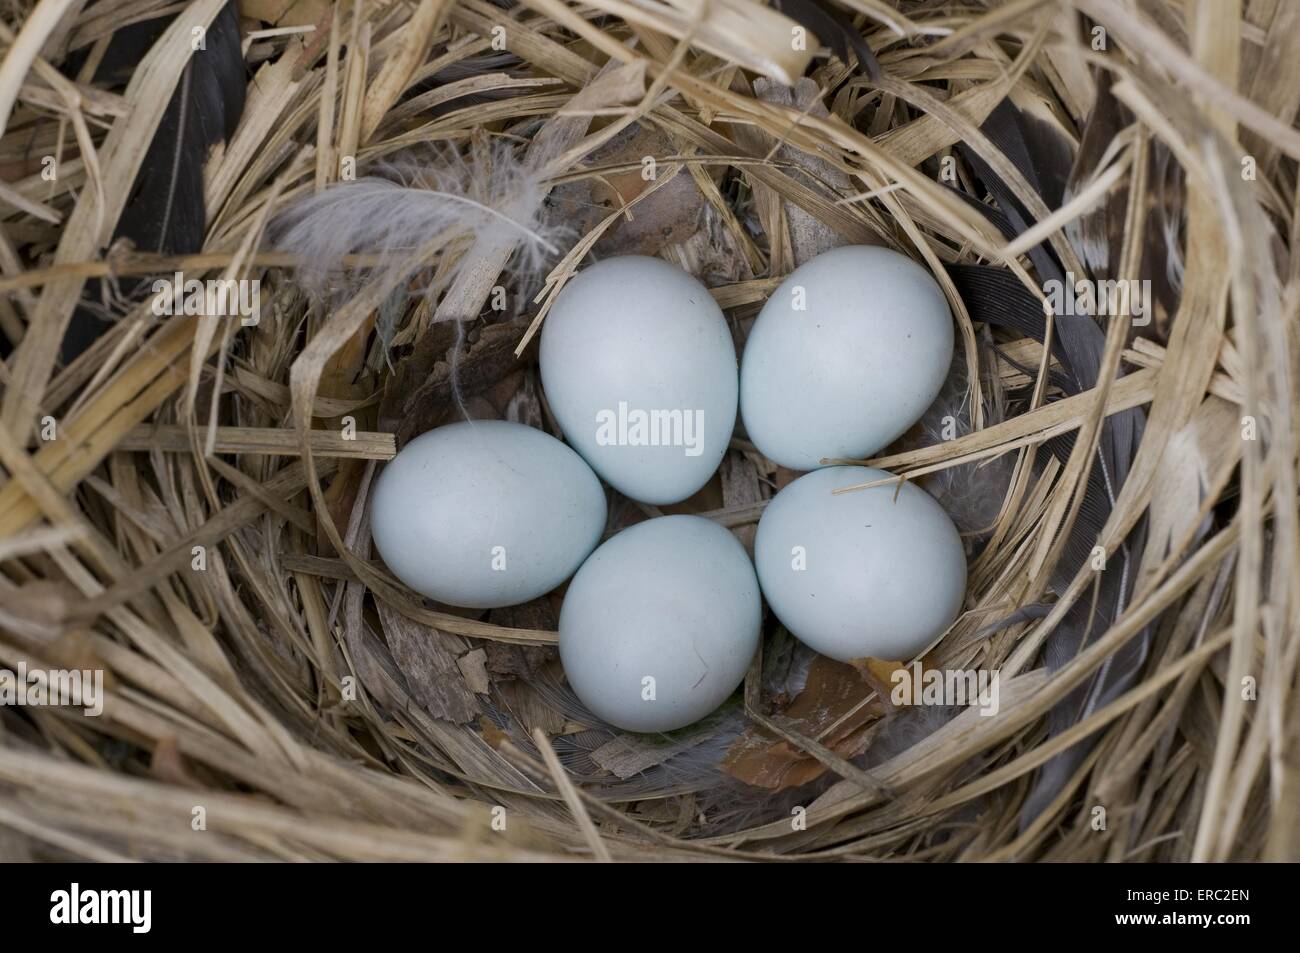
left=370, top=247, right=968, bottom=734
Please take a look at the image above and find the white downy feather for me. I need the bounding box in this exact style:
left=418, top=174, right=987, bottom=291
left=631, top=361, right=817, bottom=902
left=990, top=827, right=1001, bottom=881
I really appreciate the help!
left=272, top=141, right=567, bottom=308
left=273, top=141, right=569, bottom=418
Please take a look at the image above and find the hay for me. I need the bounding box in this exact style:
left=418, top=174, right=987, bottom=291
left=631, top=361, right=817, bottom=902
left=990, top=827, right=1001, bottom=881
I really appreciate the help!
left=0, top=0, right=1296, bottom=862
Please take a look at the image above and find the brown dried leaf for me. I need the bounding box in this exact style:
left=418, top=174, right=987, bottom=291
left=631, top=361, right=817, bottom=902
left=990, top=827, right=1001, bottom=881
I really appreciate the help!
left=457, top=648, right=491, bottom=694
left=723, top=654, right=885, bottom=790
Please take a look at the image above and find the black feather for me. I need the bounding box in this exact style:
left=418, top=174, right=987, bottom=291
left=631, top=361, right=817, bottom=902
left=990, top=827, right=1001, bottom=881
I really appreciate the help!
left=771, top=0, right=882, bottom=79
left=60, top=1, right=247, bottom=363
left=949, top=101, right=1150, bottom=828
left=1066, top=70, right=1184, bottom=334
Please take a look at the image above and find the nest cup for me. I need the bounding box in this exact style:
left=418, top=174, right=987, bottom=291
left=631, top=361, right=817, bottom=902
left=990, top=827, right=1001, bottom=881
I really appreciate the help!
left=0, top=0, right=1295, bottom=863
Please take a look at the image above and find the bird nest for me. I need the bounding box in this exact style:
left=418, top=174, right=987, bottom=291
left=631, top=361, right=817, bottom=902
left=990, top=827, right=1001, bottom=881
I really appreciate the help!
left=0, top=0, right=1295, bottom=862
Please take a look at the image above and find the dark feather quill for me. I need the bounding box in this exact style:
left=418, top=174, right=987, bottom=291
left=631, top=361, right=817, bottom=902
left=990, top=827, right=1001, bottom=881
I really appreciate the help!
left=1064, top=69, right=1184, bottom=338
left=949, top=100, right=1150, bottom=827
left=60, top=1, right=246, bottom=362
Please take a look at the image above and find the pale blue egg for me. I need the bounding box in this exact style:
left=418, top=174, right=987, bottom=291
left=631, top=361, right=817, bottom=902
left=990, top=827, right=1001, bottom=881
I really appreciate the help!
left=540, top=256, right=738, bottom=504
left=371, top=420, right=606, bottom=609
left=741, top=246, right=953, bottom=470
left=755, top=466, right=966, bottom=662
left=560, top=515, right=760, bottom=732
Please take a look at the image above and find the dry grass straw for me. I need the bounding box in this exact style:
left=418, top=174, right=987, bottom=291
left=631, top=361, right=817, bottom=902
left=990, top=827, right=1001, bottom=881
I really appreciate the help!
left=0, top=0, right=1296, bottom=861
